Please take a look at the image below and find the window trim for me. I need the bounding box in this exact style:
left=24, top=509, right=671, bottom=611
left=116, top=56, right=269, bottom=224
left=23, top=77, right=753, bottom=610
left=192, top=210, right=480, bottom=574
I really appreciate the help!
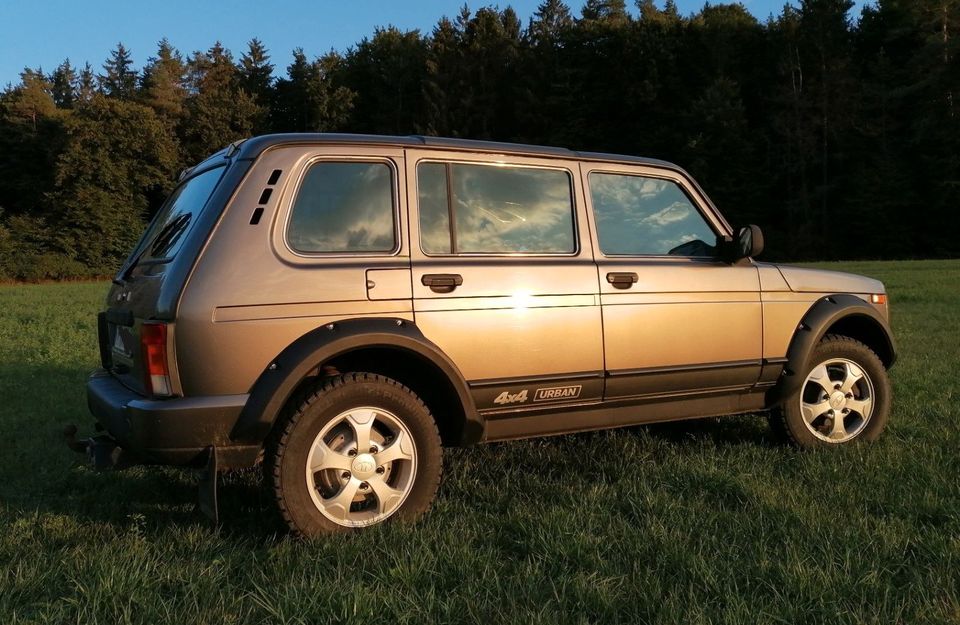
left=282, top=156, right=401, bottom=258
left=415, top=158, right=580, bottom=258
left=586, top=169, right=722, bottom=260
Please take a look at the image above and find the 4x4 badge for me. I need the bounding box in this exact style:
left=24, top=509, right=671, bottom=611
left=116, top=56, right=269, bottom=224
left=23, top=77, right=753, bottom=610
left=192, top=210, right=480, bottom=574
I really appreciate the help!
left=493, top=390, right=528, bottom=405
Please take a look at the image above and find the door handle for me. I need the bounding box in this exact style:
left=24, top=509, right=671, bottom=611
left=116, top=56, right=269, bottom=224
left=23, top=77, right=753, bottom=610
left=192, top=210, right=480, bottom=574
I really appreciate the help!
left=606, top=272, right=638, bottom=289
left=421, top=273, right=463, bottom=293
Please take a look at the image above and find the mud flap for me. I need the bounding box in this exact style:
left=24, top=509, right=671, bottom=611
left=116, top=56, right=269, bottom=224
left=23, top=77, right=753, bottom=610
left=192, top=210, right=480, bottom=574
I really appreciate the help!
left=197, top=446, right=219, bottom=525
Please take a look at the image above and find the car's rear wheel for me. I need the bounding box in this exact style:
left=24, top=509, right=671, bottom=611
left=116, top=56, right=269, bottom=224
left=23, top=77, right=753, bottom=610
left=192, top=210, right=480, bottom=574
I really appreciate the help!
left=267, top=373, right=442, bottom=536
left=771, top=335, right=891, bottom=448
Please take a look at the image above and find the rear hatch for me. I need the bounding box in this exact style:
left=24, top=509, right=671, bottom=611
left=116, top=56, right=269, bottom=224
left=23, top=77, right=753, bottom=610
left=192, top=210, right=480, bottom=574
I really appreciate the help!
left=99, top=161, right=229, bottom=396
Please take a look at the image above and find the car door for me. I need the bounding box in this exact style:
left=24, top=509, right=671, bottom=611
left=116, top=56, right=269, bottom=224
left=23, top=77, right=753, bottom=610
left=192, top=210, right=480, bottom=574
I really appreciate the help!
left=406, top=149, right=604, bottom=414
left=582, top=162, right=763, bottom=401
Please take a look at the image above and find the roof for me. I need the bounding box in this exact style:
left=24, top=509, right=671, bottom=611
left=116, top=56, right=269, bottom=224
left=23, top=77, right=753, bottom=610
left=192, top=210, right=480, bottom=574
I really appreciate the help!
left=232, top=133, right=680, bottom=171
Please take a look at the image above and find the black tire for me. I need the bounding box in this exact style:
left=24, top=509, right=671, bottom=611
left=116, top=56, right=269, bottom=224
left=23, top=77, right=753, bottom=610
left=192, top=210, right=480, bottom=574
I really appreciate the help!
left=266, top=373, right=442, bottom=536
left=770, top=334, right=891, bottom=449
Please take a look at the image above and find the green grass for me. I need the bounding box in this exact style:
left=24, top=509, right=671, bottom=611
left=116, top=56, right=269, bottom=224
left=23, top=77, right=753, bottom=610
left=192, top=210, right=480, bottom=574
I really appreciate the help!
left=1, top=260, right=958, bottom=624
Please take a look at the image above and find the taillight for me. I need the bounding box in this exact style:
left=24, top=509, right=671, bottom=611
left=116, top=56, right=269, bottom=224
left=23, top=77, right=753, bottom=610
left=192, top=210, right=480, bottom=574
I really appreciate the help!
left=140, top=322, right=171, bottom=396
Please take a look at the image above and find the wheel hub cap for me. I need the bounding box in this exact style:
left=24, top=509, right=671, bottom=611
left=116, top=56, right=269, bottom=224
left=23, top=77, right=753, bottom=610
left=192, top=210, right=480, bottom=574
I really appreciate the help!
left=828, top=390, right=846, bottom=411
left=351, top=453, right=377, bottom=480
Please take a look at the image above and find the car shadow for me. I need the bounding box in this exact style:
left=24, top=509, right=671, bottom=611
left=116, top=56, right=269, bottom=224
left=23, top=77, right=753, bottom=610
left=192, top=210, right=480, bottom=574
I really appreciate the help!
left=1, top=363, right=782, bottom=540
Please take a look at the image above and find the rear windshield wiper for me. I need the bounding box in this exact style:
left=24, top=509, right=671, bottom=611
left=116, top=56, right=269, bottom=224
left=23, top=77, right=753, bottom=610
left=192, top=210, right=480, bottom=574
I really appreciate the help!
left=115, top=213, right=191, bottom=284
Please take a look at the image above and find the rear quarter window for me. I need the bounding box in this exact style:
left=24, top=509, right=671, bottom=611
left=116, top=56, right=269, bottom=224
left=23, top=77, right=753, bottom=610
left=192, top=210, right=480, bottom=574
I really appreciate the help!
left=287, top=161, right=397, bottom=254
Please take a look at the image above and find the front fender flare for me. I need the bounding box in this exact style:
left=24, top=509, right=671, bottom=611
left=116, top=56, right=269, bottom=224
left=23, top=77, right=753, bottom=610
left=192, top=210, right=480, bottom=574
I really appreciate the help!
left=229, top=318, right=479, bottom=445
left=766, top=294, right=896, bottom=406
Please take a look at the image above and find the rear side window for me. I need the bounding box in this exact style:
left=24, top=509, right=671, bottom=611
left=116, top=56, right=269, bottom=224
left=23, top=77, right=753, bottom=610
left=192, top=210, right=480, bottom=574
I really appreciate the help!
left=138, top=165, right=224, bottom=263
left=417, top=162, right=575, bottom=255
left=288, top=161, right=396, bottom=254
left=589, top=172, right=717, bottom=257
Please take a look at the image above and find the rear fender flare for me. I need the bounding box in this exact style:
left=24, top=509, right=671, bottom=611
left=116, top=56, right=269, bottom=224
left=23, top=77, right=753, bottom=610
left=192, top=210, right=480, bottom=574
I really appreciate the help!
left=767, top=294, right=896, bottom=406
left=230, top=318, right=479, bottom=445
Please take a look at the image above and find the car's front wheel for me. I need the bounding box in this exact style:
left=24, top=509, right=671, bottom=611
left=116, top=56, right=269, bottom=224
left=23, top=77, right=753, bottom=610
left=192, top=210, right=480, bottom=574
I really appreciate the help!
left=771, top=335, right=891, bottom=448
left=267, top=373, right=442, bottom=536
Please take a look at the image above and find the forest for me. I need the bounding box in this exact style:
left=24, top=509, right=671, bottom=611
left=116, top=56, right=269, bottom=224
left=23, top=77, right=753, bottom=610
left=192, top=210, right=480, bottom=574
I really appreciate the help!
left=0, top=0, right=957, bottom=280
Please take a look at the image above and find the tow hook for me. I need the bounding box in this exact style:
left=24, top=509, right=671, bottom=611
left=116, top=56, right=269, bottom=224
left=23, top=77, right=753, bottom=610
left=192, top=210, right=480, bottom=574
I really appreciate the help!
left=63, top=424, right=124, bottom=470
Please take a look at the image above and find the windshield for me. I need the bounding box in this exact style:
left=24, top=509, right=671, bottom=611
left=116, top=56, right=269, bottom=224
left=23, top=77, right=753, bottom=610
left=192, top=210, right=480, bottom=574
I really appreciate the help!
left=129, top=165, right=225, bottom=267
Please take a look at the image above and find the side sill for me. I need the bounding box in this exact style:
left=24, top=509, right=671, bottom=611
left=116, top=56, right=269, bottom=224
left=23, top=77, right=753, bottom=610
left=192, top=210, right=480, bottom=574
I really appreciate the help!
left=482, top=390, right=768, bottom=442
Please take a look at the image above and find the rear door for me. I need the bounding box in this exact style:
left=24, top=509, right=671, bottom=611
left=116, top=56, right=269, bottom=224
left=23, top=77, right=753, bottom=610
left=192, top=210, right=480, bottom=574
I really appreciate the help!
left=406, top=149, right=604, bottom=414
left=582, top=163, right=762, bottom=400
left=102, top=162, right=229, bottom=395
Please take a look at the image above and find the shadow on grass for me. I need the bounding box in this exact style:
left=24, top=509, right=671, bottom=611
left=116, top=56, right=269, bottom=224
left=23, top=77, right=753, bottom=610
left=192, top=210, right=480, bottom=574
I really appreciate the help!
left=2, top=362, right=783, bottom=540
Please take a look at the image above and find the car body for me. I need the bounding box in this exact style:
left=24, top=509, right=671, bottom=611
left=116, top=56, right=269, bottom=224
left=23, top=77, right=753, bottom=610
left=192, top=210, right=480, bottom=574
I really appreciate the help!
left=84, top=134, right=895, bottom=533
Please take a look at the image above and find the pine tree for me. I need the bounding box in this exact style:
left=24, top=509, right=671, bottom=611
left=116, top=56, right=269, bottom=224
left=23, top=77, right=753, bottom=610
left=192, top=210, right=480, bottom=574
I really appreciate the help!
left=99, top=43, right=138, bottom=99
left=75, top=63, right=97, bottom=103
left=238, top=38, right=274, bottom=102
left=140, top=38, right=187, bottom=128
left=50, top=60, right=77, bottom=108
left=272, top=48, right=353, bottom=133
left=339, top=27, right=428, bottom=134
left=182, top=42, right=259, bottom=162
left=582, top=0, right=629, bottom=23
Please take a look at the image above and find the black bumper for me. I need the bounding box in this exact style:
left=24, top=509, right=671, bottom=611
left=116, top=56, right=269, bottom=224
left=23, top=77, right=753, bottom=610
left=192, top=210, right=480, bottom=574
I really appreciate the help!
left=86, top=369, right=258, bottom=467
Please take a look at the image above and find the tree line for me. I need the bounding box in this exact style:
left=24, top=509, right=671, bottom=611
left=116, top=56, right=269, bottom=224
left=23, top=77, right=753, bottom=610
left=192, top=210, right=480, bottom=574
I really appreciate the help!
left=1, top=0, right=957, bottom=280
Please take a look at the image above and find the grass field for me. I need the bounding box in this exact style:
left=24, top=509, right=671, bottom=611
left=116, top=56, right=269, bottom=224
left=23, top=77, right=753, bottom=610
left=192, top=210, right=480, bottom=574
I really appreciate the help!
left=1, top=260, right=958, bottom=624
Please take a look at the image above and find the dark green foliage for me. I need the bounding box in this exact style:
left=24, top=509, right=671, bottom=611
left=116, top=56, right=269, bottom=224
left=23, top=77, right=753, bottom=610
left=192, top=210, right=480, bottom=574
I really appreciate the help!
left=46, top=95, right=178, bottom=274
left=181, top=43, right=259, bottom=163
left=139, top=39, right=187, bottom=131
left=1, top=1, right=959, bottom=281
left=238, top=38, right=275, bottom=133
left=271, top=48, right=354, bottom=133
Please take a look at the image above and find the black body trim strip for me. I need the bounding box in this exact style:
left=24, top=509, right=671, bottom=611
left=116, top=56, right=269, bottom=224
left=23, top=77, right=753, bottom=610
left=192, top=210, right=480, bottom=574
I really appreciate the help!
left=606, top=359, right=762, bottom=378
left=469, top=370, right=605, bottom=388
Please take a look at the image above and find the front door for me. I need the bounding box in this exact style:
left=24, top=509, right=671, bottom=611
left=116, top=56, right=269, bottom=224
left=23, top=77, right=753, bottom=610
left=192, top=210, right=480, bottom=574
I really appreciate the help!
left=582, top=163, right=762, bottom=401
left=406, top=149, right=604, bottom=415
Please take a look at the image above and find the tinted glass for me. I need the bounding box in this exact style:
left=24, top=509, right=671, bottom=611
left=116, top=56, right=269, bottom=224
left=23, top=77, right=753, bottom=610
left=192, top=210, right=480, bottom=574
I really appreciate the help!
left=418, top=162, right=575, bottom=254
left=589, top=173, right=717, bottom=256
left=137, top=165, right=224, bottom=263
left=417, top=163, right=452, bottom=254
left=288, top=162, right=395, bottom=253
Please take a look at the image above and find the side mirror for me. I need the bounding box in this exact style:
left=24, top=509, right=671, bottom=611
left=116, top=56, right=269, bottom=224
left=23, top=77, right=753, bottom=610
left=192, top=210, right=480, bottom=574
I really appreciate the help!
left=736, top=224, right=764, bottom=259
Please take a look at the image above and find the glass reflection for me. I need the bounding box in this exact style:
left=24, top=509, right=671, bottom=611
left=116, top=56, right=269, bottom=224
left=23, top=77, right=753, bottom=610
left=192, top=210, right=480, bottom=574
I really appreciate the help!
left=288, top=162, right=395, bottom=253
left=418, top=162, right=575, bottom=254
left=589, top=173, right=716, bottom=256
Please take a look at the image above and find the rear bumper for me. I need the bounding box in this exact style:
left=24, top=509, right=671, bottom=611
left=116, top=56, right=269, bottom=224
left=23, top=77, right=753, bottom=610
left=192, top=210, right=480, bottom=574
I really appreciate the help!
left=86, top=369, right=258, bottom=467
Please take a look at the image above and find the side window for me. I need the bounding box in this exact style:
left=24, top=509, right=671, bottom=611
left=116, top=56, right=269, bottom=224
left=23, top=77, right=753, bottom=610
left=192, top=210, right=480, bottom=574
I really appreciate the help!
left=287, top=161, right=396, bottom=254
left=589, top=172, right=717, bottom=257
left=417, top=161, right=576, bottom=255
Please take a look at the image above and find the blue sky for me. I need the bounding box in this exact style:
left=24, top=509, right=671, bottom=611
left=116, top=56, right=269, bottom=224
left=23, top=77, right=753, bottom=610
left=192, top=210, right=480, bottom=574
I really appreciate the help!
left=1, top=0, right=868, bottom=87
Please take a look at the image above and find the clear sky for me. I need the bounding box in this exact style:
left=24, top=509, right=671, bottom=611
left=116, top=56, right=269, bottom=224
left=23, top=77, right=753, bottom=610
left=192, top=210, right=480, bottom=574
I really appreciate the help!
left=1, top=0, right=868, bottom=87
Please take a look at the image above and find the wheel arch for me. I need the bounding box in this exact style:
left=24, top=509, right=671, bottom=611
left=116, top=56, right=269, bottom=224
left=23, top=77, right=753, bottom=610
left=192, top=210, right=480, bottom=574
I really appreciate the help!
left=767, top=294, right=896, bottom=406
left=230, top=318, right=482, bottom=447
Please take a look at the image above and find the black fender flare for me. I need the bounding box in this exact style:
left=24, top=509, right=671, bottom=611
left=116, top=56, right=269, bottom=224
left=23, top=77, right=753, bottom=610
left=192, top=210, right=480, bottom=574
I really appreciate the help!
left=766, top=294, right=896, bottom=406
left=230, top=317, right=480, bottom=444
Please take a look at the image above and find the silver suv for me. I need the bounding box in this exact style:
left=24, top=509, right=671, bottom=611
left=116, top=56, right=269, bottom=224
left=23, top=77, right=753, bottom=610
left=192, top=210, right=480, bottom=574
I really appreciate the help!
left=82, top=134, right=895, bottom=535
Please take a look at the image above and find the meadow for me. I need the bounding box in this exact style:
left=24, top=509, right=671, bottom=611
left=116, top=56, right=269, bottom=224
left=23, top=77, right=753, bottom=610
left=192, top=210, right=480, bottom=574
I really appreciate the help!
left=1, top=260, right=957, bottom=624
